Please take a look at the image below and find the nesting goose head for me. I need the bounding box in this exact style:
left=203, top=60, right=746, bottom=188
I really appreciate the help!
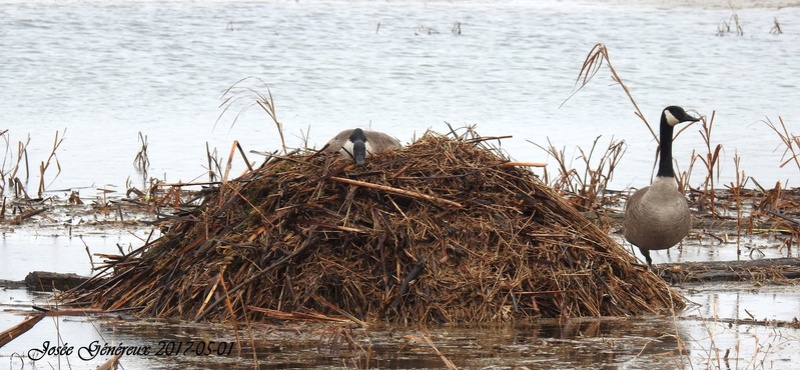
left=323, top=128, right=402, bottom=166
left=622, top=106, right=700, bottom=267
left=344, top=128, right=369, bottom=166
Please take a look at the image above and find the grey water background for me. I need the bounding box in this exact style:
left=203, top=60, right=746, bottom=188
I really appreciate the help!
left=2, top=0, right=800, bottom=194
left=2, top=1, right=800, bottom=369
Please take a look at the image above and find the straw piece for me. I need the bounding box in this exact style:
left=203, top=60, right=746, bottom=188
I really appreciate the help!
left=330, top=176, right=462, bottom=208
left=95, top=354, right=122, bottom=370
left=499, top=161, right=548, bottom=168
left=0, top=315, right=43, bottom=348
left=421, top=326, right=458, bottom=370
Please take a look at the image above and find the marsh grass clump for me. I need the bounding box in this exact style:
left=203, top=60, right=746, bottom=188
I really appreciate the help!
left=684, top=111, right=723, bottom=216
left=64, top=128, right=684, bottom=324
left=530, top=135, right=626, bottom=213
left=133, top=132, right=149, bottom=180
left=0, top=129, right=66, bottom=215
left=717, top=5, right=744, bottom=36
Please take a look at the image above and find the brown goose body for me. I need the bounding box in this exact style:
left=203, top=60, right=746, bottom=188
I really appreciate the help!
left=323, top=128, right=401, bottom=165
left=622, top=106, right=699, bottom=266
left=623, top=177, right=692, bottom=264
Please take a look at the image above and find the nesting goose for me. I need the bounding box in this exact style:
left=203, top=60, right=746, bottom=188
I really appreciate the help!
left=323, top=128, right=402, bottom=166
left=623, top=106, right=700, bottom=267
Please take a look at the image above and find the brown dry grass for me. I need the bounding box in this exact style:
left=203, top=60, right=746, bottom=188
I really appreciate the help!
left=63, top=128, right=684, bottom=324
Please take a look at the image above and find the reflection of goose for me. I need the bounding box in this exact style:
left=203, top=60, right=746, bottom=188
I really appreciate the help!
left=324, top=128, right=402, bottom=166
left=623, top=106, right=700, bottom=267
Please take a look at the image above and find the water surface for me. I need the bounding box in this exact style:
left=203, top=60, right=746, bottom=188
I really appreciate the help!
left=1, top=0, right=799, bottom=193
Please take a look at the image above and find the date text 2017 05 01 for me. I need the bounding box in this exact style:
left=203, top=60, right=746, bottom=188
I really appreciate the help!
left=155, top=341, right=235, bottom=356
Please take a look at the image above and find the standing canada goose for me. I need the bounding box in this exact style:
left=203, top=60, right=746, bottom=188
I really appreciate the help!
left=323, top=128, right=402, bottom=166
left=623, top=106, right=700, bottom=267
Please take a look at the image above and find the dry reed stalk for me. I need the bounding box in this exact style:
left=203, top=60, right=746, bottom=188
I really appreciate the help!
left=565, top=43, right=653, bottom=139
left=0, top=131, right=37, bottom=201
left=530, top=136, right=626, bottom=213
left=770, top=18, right=783, bottom=34
left=9, top=135, right=31, bottom=188
left=63, top=128, right=684, bottom=323
left=0, top=315, right=44, bottom=348
left=205, top=142, right=221, bottom=183
left=133, top=132, right=149, bottom=178
left=756, top=117, right=800, bottom=252
left=568, top=42, right=703, bottom=157
left=331, top=176, right=463, bottom=208
left=95, top=354, right=122, bottom=370
left=763, top=116, right=800, bottom=172
left=37, top=129, right=66, bottom=197
left=727, top=151, right=751, bottom=256
left=420, top=326, right=458, bottom=370
left=498, top=161, right=547, bottom=168
left=692, top=112, right=723, bottom=216
left=247, top=306, right=356, bottom=324
left=217, top=77, right=287, bottom=154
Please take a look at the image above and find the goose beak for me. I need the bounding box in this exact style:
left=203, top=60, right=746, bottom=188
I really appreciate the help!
left=682, top=111, right=701, bottom=123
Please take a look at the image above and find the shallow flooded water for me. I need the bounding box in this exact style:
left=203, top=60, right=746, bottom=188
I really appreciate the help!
left=1, top=213, right=799, bottom=369
left=2, top=289, right=798, bottom=369
left=2, top=0, right=800, bottom=368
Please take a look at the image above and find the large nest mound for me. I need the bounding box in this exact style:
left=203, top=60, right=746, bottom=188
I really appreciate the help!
left=66, top=129, right=684, bottom=323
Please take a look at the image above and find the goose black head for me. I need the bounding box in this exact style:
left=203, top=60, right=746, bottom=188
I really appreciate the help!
left=348, top=128, right=368, bottom=166
left=662, top=106, right=700, bottom=127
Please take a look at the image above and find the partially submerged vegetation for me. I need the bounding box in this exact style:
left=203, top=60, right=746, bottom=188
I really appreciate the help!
left=0, top=128, right=65, bottom=202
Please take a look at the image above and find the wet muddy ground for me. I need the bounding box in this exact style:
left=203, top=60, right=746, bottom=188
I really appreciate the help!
left=1, top=193, right=799, bottom=369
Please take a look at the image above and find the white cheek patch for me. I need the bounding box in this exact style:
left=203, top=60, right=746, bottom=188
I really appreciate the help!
left=664, top=110, right=679, bottom=126
left=341, top=140, right=372, bottom=158
left=364, top=141, right=373, bottom=156
left=341, top=141, right=355, bottom=157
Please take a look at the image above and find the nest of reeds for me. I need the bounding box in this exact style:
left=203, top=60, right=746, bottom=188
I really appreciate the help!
left=65, top=128, right=684, bottom=323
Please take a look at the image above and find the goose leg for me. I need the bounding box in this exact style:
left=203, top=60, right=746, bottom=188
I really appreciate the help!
left=639, top=248, right=653, bottom=267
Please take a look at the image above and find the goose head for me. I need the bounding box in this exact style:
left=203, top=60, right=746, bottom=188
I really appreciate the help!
left=344, top=128, right=370, bottom=166
left=662, top=106, right=700, bottom=127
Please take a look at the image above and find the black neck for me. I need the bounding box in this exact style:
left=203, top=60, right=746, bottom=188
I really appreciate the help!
left=656, top=121, right=675, bottom=178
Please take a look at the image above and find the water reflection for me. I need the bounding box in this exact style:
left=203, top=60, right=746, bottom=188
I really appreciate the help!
left=93, top=318, right=695, bottom=369
left=1, top=286, right=798, bottom=369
